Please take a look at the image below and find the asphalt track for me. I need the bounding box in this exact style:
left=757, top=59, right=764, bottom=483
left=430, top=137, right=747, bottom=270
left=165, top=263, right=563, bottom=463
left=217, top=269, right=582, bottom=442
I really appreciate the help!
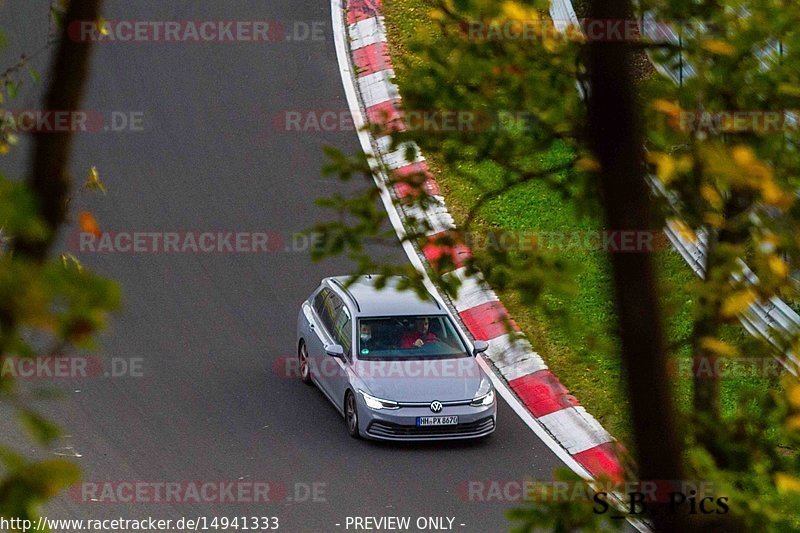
left=1, top=1, right=570, bottom=531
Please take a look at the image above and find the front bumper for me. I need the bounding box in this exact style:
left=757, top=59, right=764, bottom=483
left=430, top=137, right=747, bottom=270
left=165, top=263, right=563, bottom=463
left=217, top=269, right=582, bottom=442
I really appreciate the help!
left=358, top=399, right=497, bottom=441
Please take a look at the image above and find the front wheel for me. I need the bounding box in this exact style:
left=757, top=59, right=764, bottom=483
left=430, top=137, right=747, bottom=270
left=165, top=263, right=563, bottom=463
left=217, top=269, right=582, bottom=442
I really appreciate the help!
left=345, top=391, right=361, bottom=439
left=298, top=341, right=312, bottom=385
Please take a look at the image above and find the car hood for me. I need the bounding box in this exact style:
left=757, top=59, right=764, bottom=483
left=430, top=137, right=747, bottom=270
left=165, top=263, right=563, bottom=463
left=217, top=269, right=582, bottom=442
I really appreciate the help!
left=353, top=357, right=485, bottom=402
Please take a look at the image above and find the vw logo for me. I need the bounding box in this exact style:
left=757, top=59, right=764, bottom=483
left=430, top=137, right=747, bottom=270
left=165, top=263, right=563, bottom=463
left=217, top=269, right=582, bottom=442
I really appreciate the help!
left=430, top=401, right=443, bottom=413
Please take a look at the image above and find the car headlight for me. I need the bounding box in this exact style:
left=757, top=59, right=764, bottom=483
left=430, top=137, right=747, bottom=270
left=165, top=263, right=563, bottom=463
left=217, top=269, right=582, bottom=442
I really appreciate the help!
left=358, top=390, right=400, bottom=410
left=471, top=387, right=495, bottom=407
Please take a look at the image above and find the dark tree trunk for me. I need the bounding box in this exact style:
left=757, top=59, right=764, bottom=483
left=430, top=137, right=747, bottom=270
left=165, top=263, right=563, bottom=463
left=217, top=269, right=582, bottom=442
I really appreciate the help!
left=13, top=0, right=103, bottom=261
left=692, top=230, right=721, bottom=422
left=586, top=0, right=685, bottom=529
left=692, top=198, right=749, bottom=462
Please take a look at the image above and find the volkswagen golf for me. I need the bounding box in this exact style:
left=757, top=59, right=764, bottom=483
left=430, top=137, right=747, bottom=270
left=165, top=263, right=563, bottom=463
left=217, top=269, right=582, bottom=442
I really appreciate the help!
left=296, top=275, right=497, bottom=441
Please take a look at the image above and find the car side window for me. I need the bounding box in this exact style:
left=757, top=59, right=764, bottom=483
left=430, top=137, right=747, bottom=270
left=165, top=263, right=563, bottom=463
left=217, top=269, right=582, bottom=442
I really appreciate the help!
left=332, top=305, right=353, bottom=358
left=313, top=288, right=331, bottom=317
left=320, top=292, right=343, bottom=336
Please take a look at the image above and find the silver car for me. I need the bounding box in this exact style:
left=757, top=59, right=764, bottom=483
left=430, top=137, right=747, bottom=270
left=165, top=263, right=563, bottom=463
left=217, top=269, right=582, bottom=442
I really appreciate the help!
left=296, top=275, right=496, bottom=441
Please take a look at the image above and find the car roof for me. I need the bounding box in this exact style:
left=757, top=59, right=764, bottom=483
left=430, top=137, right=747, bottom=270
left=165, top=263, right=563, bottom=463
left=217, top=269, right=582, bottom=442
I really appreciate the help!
left=325, top=275, right=445, bottom=317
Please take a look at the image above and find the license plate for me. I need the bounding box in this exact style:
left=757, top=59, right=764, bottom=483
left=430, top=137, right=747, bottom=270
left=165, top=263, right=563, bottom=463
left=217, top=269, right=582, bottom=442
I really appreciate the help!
left=417, top=416, right=458, bottom=426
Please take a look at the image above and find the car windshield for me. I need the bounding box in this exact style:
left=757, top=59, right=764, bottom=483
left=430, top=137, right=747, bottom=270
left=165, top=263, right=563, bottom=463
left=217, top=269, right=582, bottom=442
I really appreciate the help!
left=357, top=315, right=469, bottom=360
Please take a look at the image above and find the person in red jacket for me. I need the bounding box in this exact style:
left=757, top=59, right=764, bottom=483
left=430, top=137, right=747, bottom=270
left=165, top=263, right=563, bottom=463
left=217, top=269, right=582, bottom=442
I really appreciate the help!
left=400, top=317, right=438, bottom=348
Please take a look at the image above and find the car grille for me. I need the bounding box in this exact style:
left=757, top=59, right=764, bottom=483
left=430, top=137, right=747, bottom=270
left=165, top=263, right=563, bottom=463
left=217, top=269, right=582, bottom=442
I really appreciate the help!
left=367, top=417, right=494, bottom=439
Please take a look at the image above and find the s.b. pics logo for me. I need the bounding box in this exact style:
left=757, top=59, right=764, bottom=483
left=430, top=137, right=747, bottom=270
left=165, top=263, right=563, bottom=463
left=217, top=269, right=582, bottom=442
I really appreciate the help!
left=592, top=481, right=729, bottom=517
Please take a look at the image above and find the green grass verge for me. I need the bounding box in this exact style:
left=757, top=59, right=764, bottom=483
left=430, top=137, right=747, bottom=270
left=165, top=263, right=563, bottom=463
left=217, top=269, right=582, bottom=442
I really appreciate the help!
left=382, top=0, right=779, bottom=445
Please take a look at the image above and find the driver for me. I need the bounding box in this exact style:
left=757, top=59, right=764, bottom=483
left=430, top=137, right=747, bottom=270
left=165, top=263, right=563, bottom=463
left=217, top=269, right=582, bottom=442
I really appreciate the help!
left=400, top=317, right=438, bottom=348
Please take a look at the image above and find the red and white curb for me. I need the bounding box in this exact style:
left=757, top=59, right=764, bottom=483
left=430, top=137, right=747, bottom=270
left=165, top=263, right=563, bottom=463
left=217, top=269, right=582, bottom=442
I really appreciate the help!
left=333, top=0, right=635, bottom=503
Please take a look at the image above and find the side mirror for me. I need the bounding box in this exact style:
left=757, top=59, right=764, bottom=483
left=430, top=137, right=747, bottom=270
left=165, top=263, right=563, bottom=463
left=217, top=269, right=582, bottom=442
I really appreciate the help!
left=473, top=340, right=489, bottom=355
left=325, top=344, right=345, bottom=358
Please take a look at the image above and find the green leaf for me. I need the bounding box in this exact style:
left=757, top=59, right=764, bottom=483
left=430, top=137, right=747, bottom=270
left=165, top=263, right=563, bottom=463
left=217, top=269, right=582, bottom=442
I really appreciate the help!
left=6, top=80, right=18, bottom=100
left=24, top=458, right=81, bottom=498
left=0, top=445, right=26, bottom=470
left=19, top=410, right=61, bottom=445
left=26, top=65, right=40, bottom=84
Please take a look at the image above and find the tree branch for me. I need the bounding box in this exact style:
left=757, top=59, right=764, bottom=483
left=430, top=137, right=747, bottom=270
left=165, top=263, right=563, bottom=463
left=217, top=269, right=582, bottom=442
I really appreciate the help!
left=462, top=160, right=576, bottom=230
left=13, top=0, right=103, bottom=262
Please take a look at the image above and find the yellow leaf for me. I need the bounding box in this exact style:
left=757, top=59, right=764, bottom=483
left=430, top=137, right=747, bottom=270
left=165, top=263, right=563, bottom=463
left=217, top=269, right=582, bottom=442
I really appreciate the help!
left=788, top=383, right=800, bottom=409
left=702, top=39, right=736, bottom=56
left=670, top=219, right=696, bottom=243
left=732, top=145, right=756, bottom=167
left=778, top=84, right=800, bottom=98
left=675, top=155, right=694, bottom=173
left=0, top=142, right=8, bottom=155
left=502, top=1, right=539, bottom=23
left=763, top=232, right=780, bottom=247
left=429, top=9, right=444, bottom=21
left=98, top=16, right=110, bottom=36
left=703, top=212, right=725, bottom=228
left=647, top=152, right=677, bottom=184
left=60, top=253, right=84, bottom=273
left=658, top=157, right=675, bottom=182
left=84, top=166, right=106, bottom=194
left=721, top=289, right=756, bottom=318
left=786, top=414, right=800, bottom=431
left=769, top=255, right=789, bottom=279
left=700, top=184, right=722, bottom=208
left=761, top=179, right=781, bottom=202
left=652, top=99, right=681, bottom=118
left=731, top=145, right=776, bottom=190
left=775, top=473, right=800, bottom=493
left=760, top=179, right=793, bottom=209
left=699, top=337, right=739, bottom=357
left=575, top=157, right=600, bottom=172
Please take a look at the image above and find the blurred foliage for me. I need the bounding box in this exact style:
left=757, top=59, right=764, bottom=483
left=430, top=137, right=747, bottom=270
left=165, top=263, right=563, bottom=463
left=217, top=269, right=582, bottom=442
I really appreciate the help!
left=0, top=10, right=119, bottom=531
left=506, top=470, right=623, bottom=533
left=314, top=0, right=800, bottom=530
